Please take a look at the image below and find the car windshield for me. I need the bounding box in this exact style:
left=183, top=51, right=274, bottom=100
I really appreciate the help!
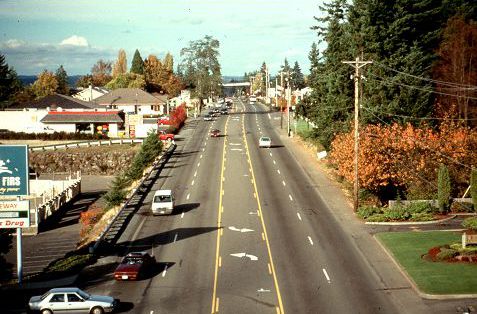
left=154, top=195, right=171, bottom=202
left=123, top=257, right=144, bottom=264
left=261, top=137, right=270, bottom=141
left=77, top=290, right=90, bottom=300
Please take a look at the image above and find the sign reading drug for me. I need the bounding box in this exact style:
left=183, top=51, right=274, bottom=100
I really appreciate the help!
left=0, top=145, right=29, bottom=196
left=0, top=200, right=30, bottom=228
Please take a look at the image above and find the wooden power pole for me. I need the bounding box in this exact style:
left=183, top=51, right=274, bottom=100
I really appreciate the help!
left=342, top=56, right=372, bottom=212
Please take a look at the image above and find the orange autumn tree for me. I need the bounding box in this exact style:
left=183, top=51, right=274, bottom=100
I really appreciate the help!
left=330, top=122, right=477, bottom=199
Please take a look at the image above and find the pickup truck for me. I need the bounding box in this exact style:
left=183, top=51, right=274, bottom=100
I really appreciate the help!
left=158, top=130, right=174, bottom=142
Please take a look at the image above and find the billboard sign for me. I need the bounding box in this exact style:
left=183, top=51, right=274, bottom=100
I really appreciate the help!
left=0, top=200, right=30, bottom=228
left=0, top=145, right=29, bottom=196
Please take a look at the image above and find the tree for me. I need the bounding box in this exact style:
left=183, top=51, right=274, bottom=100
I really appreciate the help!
left=32, top=70, right=59, bottom=98
left=91, top=59, right=112, bottom=86
left=55, top=65, right=69, bottom=95
left=291, top=61, right=305, bottom=89
left=106, top=73, right=145, bottom=90
left=130, top=49, right=144, bottom=75
left=179, top=35, right=222, bottom=99
left=163, top=53, right=174, bottom=73
left=112, top=49, right=127, bottom=78
left=432, top=16, right=477, bottom=123
left=0, top=229, right=13, bottom=281
left=0, top=53, right=22, bottom=108
left=471, top=168, right=477, bottom=211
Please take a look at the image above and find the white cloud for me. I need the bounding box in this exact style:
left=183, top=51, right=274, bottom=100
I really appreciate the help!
left=60, top=35, right=89, bottom=47
left=4, top=39, right=26, bottom=49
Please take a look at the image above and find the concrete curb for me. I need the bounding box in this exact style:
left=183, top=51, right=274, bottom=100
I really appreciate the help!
left=374, top=234, right=477, bottom=300
left=365, top=215, right=457, bottom=226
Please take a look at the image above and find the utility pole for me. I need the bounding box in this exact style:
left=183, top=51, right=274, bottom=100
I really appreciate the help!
left=275, top=78, right=278, bottom=109
left=280, top=72, right=284, bottom=129
left=342, top=56, right=372, bottom=212
left=286, top=75, right=291, bottom=137
left=265, top=66, right=269, bottom=103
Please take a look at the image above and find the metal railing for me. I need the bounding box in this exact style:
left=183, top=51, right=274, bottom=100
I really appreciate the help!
left=29, top=139, right=144, bottom=152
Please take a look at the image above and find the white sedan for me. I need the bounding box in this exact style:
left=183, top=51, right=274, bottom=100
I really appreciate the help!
left=259, top=136, right=272, bottom=148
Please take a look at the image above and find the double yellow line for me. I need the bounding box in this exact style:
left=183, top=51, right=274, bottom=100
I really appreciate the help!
left=210, top=105, right=284, bottom=313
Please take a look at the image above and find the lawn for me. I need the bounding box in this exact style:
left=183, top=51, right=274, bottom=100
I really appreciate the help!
left=377, top=231, right=477, bottom=295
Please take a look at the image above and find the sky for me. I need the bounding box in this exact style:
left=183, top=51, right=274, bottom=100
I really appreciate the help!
left=0, top=0, right=325, bottom=77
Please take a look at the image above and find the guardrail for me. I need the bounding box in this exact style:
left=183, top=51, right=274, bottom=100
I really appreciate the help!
left=91, top=143, right=176, bottom=254
left=29, top=139, right=144, bottom=152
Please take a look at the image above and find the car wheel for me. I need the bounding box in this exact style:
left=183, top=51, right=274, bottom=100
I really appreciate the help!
left=90, top=306, right=104, bottom=314
left=41, top=309, right=53, bottom=314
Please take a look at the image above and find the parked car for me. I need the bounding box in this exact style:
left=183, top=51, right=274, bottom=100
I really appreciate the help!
left=259, top=136, right=271, bottom=148
left=158, top=130, right=174, bottom=142
left=114, top=252, right=156, bottom=281
left=28, top=287, right=118, bottom=314
left=220, top=108, right=228, bottom=115
left=151, top=189, right=174, bottom=215
left=210, top=129, right=221, bottom=137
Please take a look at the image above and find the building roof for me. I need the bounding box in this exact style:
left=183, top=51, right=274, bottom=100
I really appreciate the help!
left=9, top=93, right=100, bottom=110
left=40, top=111, right=123, bottom=123
left=95, top=88, right=166, bottom=106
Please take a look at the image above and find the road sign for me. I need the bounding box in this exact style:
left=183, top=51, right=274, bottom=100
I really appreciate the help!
left=0, top=145, right=29, bottom=196
left=0, top=200, right=30, bottom=228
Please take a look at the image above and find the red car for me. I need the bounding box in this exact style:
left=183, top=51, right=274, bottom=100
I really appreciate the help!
left=210, top=129, right=221, bottom=137
left=158, top=130, right=174, bottom=142
left=114, top=252, right=156, bottom=280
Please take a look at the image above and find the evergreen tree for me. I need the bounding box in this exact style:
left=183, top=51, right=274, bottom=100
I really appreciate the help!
left=292, top=61, right=305, bottom=89
left=55, top=65, right=69, bottom=95
left=130, top=49, right=144, bottom=75
left=0, top=54, right=22, bottom=108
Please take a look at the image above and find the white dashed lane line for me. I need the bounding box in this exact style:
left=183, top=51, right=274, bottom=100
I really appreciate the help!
left=297, top=212, right=302, bottom=221
left=173, top=233, right=178, bottom=243
left=289, top=194, right=293, bottom=201
left=181, top=212, right=185, bottom=218
left=186, top=193, right=190, bottom=200
left=323, top=268, right=331, bottom=283
left=191, top=180, right=195, bottom=186
left=277, top=169, right=280, bottom=174
left=308, top=236, right=314, bottom=246
left=282, top=181, right=286, bottom=186
left=194, top=171, right=197, bottom=177
left=273, top=160, right=276, bottom=165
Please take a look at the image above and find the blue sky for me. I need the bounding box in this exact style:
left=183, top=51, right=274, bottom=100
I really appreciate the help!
left=0, top=0, right=324, bottom=76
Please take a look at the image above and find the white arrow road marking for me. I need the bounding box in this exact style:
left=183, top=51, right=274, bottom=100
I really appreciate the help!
left=308, top=236, right=314, bottom=245
left=228, top=226, right=254, bottom=233
left=274, top=117, right=281, bottom=120
left=230, top=253, right=258, bottom=261
left=231, top=148, right=243, bottom=151
left=297, top=212, right=302, bottom=221
left=230, top=143, right=241, bottom=145
left=248, top=211, right=259, bottom=215
left=257, top=288, right=271, bottom=293
left=323, top=268, right=331, bottom=283
left=243, top=174, right=249, bottom=176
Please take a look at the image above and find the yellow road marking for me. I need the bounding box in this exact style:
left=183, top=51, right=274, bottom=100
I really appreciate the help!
left=242, top=117, right=285, bottom=314
left=211, top=115, right=229, bottom=313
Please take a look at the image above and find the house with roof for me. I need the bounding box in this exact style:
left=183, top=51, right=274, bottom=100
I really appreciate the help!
left=95, top=88, right=166, bottom=115
left=2, top=93, right=123, bottom=137
left=72, top=85, right=109, bottom=101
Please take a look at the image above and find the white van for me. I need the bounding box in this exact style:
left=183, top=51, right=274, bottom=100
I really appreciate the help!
left=249, top=95, right=256, bottom=104
left=151, top=190, right=174, bottom=215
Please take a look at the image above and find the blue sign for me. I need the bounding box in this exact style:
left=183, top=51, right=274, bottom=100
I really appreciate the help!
left=0, top=145, right=29, bottom=196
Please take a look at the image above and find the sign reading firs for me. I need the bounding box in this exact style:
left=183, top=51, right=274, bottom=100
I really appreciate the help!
left=0, top=145, right=29, bottom=196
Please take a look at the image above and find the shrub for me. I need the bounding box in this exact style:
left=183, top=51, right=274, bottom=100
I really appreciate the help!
left=450, top=201, right=474, bottom=213
left=410, top=212, right=434, bottom=221
left=357, top=206, right=382, bottom=219
left=384, top=206, right=411, bottom=221
left=438, top=164, right=451, bottom=213
left=365, top=213, right=387, bottom=222
left=462, top=217, right=477, bottom=231
left=406, top=201, right=436, bottom=214
left=436, top=248, right=458, bottom=261
left=103, top=188, right=127, bottom=209
left=79, top=205, right=104, bottom=237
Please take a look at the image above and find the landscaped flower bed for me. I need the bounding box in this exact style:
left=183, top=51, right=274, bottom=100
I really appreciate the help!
left=423, top=244, right=477, bottom=263
left=357, top=202, right=438, bottom=222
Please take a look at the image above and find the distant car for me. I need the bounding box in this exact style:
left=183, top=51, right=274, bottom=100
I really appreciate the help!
left=114, top=252, right=156, bottom=281
left=151, top=189, right=174, bottom=215
left=210, top=129, right=221, bottom=137
left=203, top=114, right=214, bottom=121
left=220, top=109, right=228, bottom=115
left=259, top=136, right=271, bottom=148
left=28, top=287, right=118, bottom=314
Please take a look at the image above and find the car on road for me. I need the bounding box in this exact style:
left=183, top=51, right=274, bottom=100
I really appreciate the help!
left=220, top=108, right=228, bottom=115
left=28, top=287, right=117, bottom=314
left=210, top=129, right=221, bottom=137
left=259, top=136, right=272, bottom=148
left=151, top=189, right=174, bottom=215
left=114, top=252, right=156, bottom=281
left=203, top=114, right=214, bottom=121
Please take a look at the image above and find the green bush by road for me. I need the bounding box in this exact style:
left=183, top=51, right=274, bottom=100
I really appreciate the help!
left=377, top=231, right=477, bottom=295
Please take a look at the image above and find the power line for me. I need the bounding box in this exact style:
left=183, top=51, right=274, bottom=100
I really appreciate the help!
left=373, top=61, right=477, bottom=89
